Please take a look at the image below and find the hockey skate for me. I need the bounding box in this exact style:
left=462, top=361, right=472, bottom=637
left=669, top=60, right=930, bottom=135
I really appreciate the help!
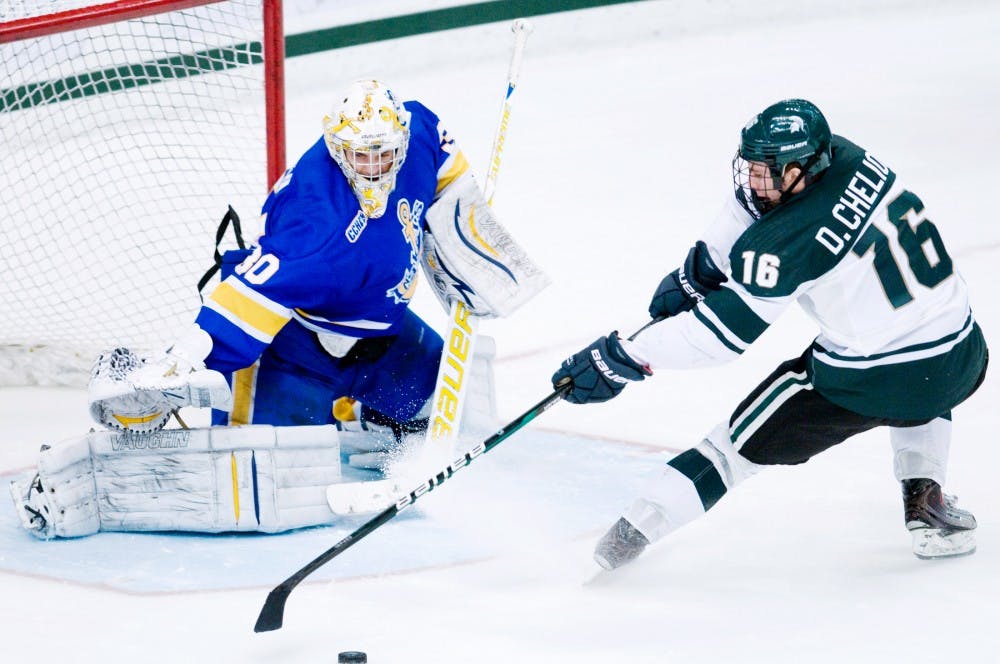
left=903, top=478, right=977, bottom=560
left=594, top=517, right=650, bottom=570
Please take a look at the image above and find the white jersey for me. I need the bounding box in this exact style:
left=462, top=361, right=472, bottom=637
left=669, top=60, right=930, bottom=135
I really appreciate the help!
left=625, top=135, right=986, bottom=420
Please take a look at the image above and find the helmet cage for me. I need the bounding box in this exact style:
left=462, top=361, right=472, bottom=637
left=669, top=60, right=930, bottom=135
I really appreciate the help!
left=323, top=81, right=411, bottom=218
left=732, top=151, right=775, bottom=219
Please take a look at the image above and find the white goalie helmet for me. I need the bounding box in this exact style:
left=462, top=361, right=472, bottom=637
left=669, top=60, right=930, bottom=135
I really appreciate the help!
left=322, top=79, right=411, bottom=218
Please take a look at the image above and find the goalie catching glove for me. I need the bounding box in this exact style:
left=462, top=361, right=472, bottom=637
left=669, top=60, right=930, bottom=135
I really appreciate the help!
left=88, top=326, right=231, bottom=432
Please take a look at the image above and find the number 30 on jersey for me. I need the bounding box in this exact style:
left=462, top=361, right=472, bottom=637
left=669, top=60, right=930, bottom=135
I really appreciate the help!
left=235, top=245, right=280, bottom=285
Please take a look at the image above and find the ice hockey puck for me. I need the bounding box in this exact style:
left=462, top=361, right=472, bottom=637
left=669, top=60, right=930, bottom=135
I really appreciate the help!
left=337, top=652, right=367, bottom=663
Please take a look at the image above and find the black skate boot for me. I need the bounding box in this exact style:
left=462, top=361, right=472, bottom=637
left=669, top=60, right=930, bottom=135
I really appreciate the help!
left=902, top=478, right=977, bottom=559
left=593, top=517, right=650, bottom=570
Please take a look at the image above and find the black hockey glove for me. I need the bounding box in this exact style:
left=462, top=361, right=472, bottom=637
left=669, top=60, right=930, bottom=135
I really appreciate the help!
left=552, top=332, right=651, bottom=405
left=648, top=240, right=728, bottom=320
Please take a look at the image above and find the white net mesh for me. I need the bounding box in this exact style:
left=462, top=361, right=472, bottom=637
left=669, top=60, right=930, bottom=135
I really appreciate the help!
left=3, top=0, right=109, bottom=20
left=1, top=0, right=271, bottom=385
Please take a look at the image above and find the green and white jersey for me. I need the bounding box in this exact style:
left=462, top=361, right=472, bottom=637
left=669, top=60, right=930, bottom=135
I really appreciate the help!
left=626, top=136, right=986, bottom=420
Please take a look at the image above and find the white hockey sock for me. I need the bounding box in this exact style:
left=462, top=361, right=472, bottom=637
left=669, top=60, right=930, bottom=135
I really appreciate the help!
left=623, top=422, right=762, bottom=543
left=891, top=417, right=951, bottom=486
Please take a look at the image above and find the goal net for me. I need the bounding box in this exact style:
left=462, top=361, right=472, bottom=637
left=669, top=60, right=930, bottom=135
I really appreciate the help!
left=0, top=0, right=285, bottom=385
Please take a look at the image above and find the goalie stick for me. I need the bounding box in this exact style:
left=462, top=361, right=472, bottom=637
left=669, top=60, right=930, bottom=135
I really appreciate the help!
left=254, top=318, right=664, bottom=632
left=424, top=18, right=532, bottom=456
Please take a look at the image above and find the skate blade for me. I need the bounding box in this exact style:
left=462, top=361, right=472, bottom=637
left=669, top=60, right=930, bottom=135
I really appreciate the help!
left=593, top=552, right=615, bottom=571
left=911, top=527, right=976, bottom=560
left=582, top=568, right=612, bottom=587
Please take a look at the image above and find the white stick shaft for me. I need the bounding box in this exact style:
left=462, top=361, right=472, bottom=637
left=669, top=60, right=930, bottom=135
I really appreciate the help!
left=483, top=18, right=533, bottom=206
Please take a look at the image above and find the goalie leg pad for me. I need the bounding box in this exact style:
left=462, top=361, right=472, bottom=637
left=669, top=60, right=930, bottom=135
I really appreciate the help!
left=461, top=334, right=498, bottom=438
left=9, top=425, right=344, bottom=539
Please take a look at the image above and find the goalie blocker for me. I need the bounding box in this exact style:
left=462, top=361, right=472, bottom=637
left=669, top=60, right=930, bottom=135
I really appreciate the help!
left=9, top=425, right=352, bottom=539
left=421, top=173, right=549, bottom=318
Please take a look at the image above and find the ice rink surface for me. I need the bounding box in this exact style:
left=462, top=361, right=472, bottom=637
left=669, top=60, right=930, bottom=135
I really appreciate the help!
left=2, top=1, right=999, bottom=661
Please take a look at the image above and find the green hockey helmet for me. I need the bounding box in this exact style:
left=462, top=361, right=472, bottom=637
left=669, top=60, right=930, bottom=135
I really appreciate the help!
left=740, top=99, right=831, bottom=178
left=733, top=99, right=832, bottom=217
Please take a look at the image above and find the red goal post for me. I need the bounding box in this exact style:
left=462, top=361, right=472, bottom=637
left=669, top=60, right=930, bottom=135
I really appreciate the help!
left=0, top=0, right=285, bottom=385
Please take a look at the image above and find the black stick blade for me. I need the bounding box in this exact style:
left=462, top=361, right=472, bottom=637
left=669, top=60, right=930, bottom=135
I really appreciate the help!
left=254, top=585, right=291, bottom=633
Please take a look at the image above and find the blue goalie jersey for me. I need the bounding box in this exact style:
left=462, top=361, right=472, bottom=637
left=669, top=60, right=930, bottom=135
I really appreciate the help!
left=195, top=101, right=470, bottom=373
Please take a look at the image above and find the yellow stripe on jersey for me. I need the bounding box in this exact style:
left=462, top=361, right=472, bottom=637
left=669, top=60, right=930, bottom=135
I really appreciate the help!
left=435, top=149, right=470, bottom=195
left=209, top=280, right=290, bottom=340
left=230, top=364, right=258, bottom=425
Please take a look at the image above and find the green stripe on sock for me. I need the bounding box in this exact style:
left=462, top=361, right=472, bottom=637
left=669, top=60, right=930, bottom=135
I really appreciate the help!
left=668, top=449, right=726, bottom=511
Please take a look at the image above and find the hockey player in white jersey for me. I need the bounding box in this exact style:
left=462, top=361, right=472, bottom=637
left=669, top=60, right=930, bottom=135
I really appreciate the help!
left=552, top=99, right=988, bottom=567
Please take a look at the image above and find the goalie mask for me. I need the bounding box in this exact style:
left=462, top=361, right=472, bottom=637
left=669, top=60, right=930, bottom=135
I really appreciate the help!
left=732, top=98, right=832, bottom=218
left=323, top=79, right=411, bottom=218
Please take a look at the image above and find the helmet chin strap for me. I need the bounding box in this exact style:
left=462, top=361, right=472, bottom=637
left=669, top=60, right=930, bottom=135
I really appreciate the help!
left=778, top=149, right=823, bottom=204
left=751, top=189, right=777, bottom=216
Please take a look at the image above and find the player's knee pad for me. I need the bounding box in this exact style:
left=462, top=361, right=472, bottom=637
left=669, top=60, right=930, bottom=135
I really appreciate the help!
left=701, top=421, right=765, bottom=486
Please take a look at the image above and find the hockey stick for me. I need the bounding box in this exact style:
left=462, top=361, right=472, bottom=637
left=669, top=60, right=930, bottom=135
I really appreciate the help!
left=483, top=18, right=532, bottom=207
left=254, top=385, right=565, bottom=633
left=254, top=318, right=662, bottom=632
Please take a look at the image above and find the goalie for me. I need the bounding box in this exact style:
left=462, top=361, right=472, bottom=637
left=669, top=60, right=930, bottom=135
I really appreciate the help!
left=11, top=79, right=547, bottom=539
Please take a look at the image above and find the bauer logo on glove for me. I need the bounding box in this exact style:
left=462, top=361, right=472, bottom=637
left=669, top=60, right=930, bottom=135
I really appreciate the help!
left=590, top=347, right=631, bottom=385
left=552, top=332, right=652, bottom=405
